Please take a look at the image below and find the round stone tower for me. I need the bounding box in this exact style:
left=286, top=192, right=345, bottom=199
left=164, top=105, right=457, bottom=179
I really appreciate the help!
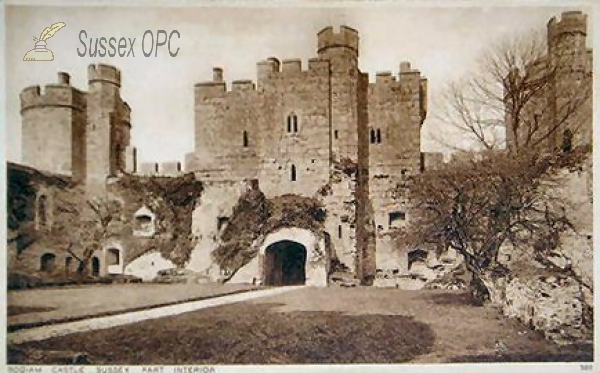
left=19, top=72, right=86, bottom=179
left=86, top=64, right=126, bottom=193
left=317, top=25, right=359, bottom=70
left=546, top=11, right=591, bottom=150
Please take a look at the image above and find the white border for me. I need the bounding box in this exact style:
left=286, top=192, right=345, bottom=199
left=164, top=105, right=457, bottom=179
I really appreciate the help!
left=1, top=0, right=598, bottom=371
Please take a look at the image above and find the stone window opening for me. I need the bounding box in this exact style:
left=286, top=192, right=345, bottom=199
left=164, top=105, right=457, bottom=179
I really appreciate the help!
left=388, top=211, right=406, bottom=228
left=287, top=114, right=298, bottom=133
left=334, top=130, right=338, bottom=139
left=370, top=129, right=382, bottom=144
left=291, top=164, right=297, bottom=181
left=217, top=216, right=230, bottom=232
left=408, top=249, right=428, bottom=270
left=107, top=248, right=120, bottom=265
left=65, top=256, right=73, bottom=273
left=36, top=194, right=50, bottom=230
left=133, top=206, right=156, bottom=237
left=338, top=225, right=342, bottom=239
left=40, top=253, right=56, bottom=272
left=243, top=130, right=249, bottom=147
left=562, top=129, right=573, bottom=153
left=136, top=215, right=152, bottom=228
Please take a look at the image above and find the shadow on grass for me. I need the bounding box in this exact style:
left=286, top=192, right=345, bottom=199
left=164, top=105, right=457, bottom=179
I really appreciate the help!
left=7, top=306, right=56, bottom=317
left=422, top=291, right=481, bottom=307
left=9, top=302, right=436, bottom=365
left=448, top=343, right=594, bottom=363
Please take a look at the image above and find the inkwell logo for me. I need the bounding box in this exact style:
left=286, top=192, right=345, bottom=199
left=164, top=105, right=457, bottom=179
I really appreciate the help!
left=23, top=22, right=66, bottom=61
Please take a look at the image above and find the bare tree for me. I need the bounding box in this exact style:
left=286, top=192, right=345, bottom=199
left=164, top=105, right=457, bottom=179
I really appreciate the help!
left=52, top=191, right=122, bottom=277
left=433, top=31, right=591, bottom=153
left=401, top=149, right=587, bottom=302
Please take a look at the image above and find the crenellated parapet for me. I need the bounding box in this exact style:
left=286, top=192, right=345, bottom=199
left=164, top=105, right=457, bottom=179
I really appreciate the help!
left=368, top=62, right=427, bottom=100
left=196, top=58, right=330, bottom=98
left=317, top=25, right=359, bottom=55
left=548, top=11, right=587, bottom=42
left=137, top=161, right=184, bottom=177
left=88, top=63, right=121, bottom=87
left=20, top=72, right=86, bottom=114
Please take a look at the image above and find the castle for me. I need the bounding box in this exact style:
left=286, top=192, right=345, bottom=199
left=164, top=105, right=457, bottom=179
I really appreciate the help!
left=10, top=12, right=592, bottom=287
left=506, top=11, right=592, bottom=152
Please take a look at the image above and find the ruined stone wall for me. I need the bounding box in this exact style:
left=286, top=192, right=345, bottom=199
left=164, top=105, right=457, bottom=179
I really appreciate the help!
left=192, top=59, right=332, bottom=198
left=188, top=25, right=427, bottom=281
left=367, top=63, right=426, bottom=273
left=6, top=163, right=88, bottom=277
left=186, top=179, right=251, bottom=278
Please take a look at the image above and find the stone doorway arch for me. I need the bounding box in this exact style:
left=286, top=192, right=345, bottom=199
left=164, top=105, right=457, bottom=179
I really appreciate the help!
left=40, top=253, right=56, bottom=272
left=264, top=240, right=307, bottom=286
left=92, top=257, right=101, bottom=277
left=257, top=227, right=329, bottom=287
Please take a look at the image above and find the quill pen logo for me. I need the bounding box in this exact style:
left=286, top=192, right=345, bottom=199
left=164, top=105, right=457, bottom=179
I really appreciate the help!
left=23, top=22, right=66, bottom=61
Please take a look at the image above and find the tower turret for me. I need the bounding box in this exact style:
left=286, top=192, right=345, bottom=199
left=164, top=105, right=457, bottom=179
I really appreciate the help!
left=19, top=72, right=87, bottom=180
left=546, top=11, right=591, bottom=150
left=86, top=64, right=128, bottom=194
left=317, top=26, right=359, bottom=57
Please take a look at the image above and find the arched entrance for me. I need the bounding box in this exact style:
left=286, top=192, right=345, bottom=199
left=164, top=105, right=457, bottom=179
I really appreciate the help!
left=92, top=257, right=100, bottom=276
left=264, top=240, right=307, bottom=286
left=40, top=253, right=56, bottom=272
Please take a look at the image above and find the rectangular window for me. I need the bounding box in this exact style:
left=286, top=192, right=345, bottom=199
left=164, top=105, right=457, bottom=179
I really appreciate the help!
left=388, top=211, right=406, bottom=228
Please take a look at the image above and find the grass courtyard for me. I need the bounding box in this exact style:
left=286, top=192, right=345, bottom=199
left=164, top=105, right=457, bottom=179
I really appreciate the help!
left=7, top=285, right=593, bottom=364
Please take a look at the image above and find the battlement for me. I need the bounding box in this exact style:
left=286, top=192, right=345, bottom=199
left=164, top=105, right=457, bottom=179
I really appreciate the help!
left=367, top=62, right=427, bottom=94
left=88, top=64, right=121, bottom=87
left=317, top=25, right=359, bottom=54
left=548, top=11, right=587, bottom=40
left=197, top=57, right=330, bottom=98
left=231, top=80, right=255, bottom=91
left=138, top=161, right=183, bottom=177
left=375, top=71, right=395, bottom=84
left=257, top=57, right=329, bottom=79
left=20, top=72, right=87, bottom=113
left=281, top=59, right=302, bottom=74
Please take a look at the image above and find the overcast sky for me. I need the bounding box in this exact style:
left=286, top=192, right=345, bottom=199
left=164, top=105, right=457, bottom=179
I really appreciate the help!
left=5, top=3, right=589, bottom=164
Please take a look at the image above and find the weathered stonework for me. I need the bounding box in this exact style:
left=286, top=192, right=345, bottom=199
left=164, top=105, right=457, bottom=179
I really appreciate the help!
left=506, top=11, right=593, bottom=152
left=186, top=26, right=428, bottom=283
left=20, top=65, right=133, bottom=191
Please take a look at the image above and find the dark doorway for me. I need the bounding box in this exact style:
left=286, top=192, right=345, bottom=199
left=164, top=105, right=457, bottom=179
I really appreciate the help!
left=40, top=253, right=56, bottom=272
left=92, top=257, right=100, bottom=276
left=264, top=240, right=307, bottom=286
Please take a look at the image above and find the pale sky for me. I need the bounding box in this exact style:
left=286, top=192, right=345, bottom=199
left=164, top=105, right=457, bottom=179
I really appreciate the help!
left=5, top=3, right=587, bottom=164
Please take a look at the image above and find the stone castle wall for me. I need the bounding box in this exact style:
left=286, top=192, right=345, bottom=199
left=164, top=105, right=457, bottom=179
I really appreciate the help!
left=19, top=65, right=133, bottom=191
left=507, top=11, right=592, bottom=153
left=187, top=25, right=424, bottom=280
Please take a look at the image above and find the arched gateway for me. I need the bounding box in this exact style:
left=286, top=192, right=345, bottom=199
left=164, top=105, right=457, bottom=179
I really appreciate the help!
left=258, top=228, right=328, bottom=287
left=264, top=240, right=307, bottom=286
left=226, top=227, right=329, bottom=287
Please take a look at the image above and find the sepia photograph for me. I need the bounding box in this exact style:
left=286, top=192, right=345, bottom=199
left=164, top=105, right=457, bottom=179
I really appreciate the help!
left=2, top=0, right=596, bottom=370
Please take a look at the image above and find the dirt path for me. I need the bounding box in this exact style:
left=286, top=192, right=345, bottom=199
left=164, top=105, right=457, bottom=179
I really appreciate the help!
left=8, top=282, right=257, bottom=329
left=8, top=286, right=301, bottom=344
